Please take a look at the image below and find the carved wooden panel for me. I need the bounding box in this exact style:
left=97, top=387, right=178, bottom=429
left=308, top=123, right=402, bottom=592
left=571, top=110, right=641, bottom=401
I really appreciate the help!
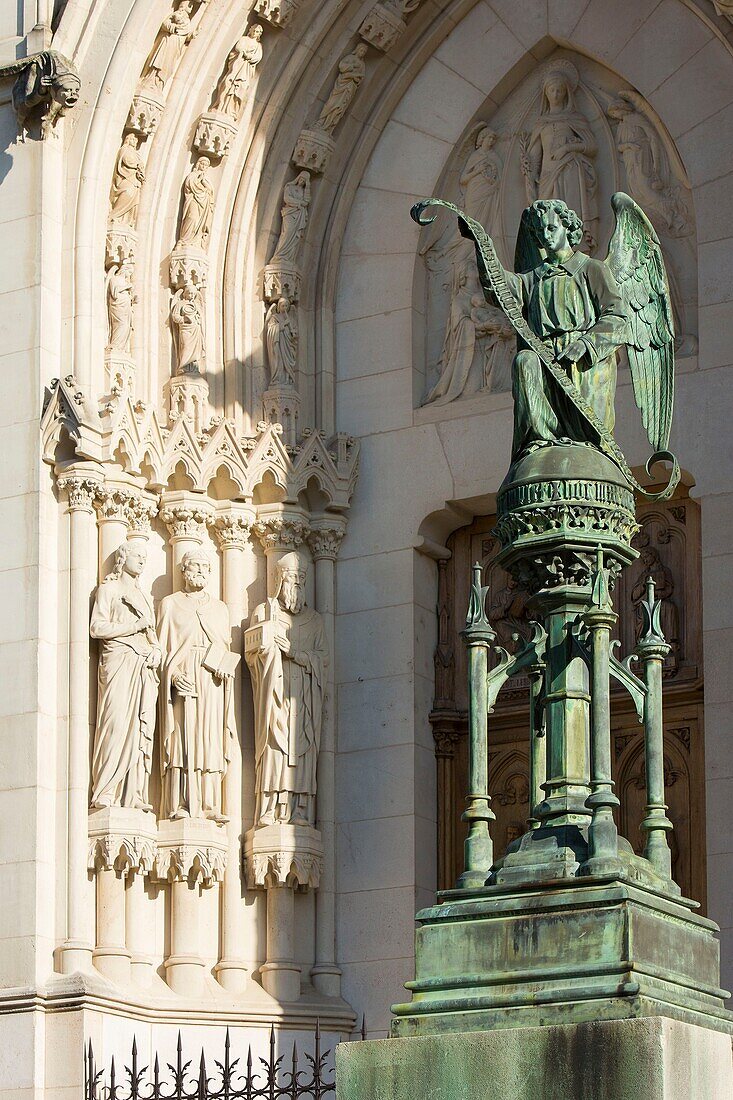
left=431, top=489, right=705, bottom=904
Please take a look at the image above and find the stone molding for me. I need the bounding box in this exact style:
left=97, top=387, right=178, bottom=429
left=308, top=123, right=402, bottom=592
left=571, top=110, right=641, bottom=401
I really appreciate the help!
left=244, top=823, right=323, bottom=889
left=42, top=375, right=359, bottom=512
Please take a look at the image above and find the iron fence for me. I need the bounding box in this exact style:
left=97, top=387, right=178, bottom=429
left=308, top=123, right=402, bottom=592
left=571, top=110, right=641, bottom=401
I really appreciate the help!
left=85, top=1018, right=366, bottom=1100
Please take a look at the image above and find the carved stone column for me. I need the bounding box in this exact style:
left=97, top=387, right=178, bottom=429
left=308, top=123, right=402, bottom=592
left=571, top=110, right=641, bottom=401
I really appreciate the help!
left=308, top=518, right=346, bottom=996
left=212, top=506, right=255, bottom=994
left=157, top=819, right=227, bottom=996
left=160, top=491, right=215, bottom=591
left=88, top=808, right=157, bottom=985
left=252, top=508, right=309, bottom=594
left=57, top=465, right=104, bottom=974
left=245, top=825, right=323, bottom=1002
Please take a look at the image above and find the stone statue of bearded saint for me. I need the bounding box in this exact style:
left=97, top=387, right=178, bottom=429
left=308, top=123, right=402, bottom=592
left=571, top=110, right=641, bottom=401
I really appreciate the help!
left=90, top=541, right=161, bottom=811
left=157, top=550, right=237, bottom=822
left=246, top=552, right=328, bottom=827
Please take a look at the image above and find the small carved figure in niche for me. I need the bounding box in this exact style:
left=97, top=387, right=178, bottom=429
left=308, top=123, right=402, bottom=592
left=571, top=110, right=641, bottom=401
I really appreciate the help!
left=176, top=156, right=215, bottom=249
left=141, top=0, right=196, bottom=92
left=268, top=172, right=311, bottom=266
left=246, top=551, right=328, bottom=827
left=157, top=550, right=238, bottom=822
left=1, top=50, right=81, bottom=140
left=520, top=60, right=598, bottom=250
left=424, top=264, right=477, bottom=405
left=631, top=545, right=680, bottom=669
left=607, top=91, right=689, bottom=238
left=471, top=295, right=514, bottom=392
left=110, top=134, right=146, bottom=226
left=211, top=24, right=264, bottom=120
left=460, top=126, right=502, bottom=230
left=265, top=296, right=298, bottom=386
left=313, top=43, right=368, bottom=135
left=90, top=541, right=161, bottom=811
left=488, top=575, right=528, bottom=649
left=106, top=260, right=136, bottom=352
left=170, top=284, right=206, bottom=372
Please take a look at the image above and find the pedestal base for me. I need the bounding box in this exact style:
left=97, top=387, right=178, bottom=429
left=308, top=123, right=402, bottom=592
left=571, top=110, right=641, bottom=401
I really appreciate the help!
left=336, top=1017, right=733, bottom=1100
left=391, top=877, right=732, bottom=1037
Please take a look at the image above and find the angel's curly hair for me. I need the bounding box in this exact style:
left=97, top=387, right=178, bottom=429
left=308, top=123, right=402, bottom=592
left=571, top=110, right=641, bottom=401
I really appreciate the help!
left=526, top=199, right=584, bottom=248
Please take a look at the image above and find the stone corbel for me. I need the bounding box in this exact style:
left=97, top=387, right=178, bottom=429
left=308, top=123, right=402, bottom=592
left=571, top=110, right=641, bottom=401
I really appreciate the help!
left=105, top=228, right=137, bottom=270
left=194, top=111, right=238, bottom=160
left=156, top=819, right=228, bottom=887
left=169, top=246, right=208, bottom=291
left=244, top=823, right=323, bottom=890
left=253, top=0, right=302, bottom=27
left=87, top=808, right=158, bottom=878
left=359, top=4, right=407, bottom=51
left=0, top=51, right=81, bottom=140
left=292, top=128, right=335, bottom=175
left=127, top=89, right=165, bottom=138
left=263, top=262, right=301, bottom=304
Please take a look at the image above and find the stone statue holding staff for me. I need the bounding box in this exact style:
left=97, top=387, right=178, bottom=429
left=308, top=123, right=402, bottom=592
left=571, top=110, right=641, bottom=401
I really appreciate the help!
left=411, top=191, right=679, bottom=500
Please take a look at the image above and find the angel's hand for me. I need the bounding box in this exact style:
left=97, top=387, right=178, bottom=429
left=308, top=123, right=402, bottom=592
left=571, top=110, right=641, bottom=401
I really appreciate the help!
left=559, top=339, right=587, bottom=364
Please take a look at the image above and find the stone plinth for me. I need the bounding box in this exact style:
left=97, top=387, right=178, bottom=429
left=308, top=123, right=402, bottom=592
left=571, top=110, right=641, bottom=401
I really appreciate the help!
left=127, top=89, right=165, bottom=136
left=244, top=823, right=323, bottom=889
left=169, top=246, right=208, bottom=290
left=390, top=877, right=732, bottom=1038
left=105, top=227, right=137, bottom=267
left=194, top=111, right=238, bottom=159
left=263, top=261, right=301, bottom=303
left=359, top=4, right=406, bottom=51
left=293, top=128, right=334, bottom=175
left=336, top=1017, right=733, bottom=1100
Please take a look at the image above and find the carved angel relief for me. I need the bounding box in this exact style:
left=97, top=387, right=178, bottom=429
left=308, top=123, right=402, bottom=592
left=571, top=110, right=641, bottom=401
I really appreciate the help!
left=418, top=54, right=696, bottom=408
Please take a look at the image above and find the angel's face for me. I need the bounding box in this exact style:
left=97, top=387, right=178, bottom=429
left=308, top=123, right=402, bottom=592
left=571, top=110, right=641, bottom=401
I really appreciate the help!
left=536, top=212, right=570, bottom=257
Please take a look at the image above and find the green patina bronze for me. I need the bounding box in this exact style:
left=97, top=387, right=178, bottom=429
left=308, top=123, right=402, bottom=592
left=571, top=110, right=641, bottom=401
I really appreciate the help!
left=337, top=194, right=732, bottom=1098
left=388, top=195, right=732, bottom=1040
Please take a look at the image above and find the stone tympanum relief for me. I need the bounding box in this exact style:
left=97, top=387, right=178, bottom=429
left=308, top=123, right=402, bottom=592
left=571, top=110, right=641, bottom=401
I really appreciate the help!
left=211, top=24, right=264, bottom=120
left=245, top=552, right=328, bottom=827
left=418, top=54, right=697, bottom=408
left=157, top=550, right=238, bottom=822
left=90, top=542, right=162, bottom=811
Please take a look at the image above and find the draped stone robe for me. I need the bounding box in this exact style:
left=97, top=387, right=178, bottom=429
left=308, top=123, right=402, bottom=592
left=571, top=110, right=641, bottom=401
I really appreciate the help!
left=157, top=591, right=235, bottom=817
left=246, top=601, right=328, bottom=825
left=90, top=579, right=159, bottom=809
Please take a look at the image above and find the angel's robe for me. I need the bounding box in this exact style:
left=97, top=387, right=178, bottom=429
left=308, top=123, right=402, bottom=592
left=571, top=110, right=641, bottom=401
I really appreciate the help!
left=246, top=600, right=328, bottom=825
left=157, top=591, right=234, bottom=818
left=501, top=251, right=629, bottom=459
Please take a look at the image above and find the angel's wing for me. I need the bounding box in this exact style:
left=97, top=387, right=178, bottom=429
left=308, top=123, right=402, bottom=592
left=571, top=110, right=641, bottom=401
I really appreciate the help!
left=605, top=192, right=674, bottom=453
left=513, top=206, right=544, bottom=275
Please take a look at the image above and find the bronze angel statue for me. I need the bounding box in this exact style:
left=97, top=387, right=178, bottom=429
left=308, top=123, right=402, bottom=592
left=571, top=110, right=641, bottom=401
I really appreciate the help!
left=411, top=193, right=679, bottom=500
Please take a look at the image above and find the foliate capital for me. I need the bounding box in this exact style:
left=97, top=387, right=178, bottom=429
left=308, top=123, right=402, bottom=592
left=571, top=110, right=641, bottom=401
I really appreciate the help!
left=160, top=500, right=214, bottom=541
left=95, top=486, right=139, bottom=524
left=253, top=514, right=309, bottom=554
left=213, top=511, right=254, bottom=551
left=307, top=523, right=346, bottom=561
left=58, top=472, right=103, bottom=513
